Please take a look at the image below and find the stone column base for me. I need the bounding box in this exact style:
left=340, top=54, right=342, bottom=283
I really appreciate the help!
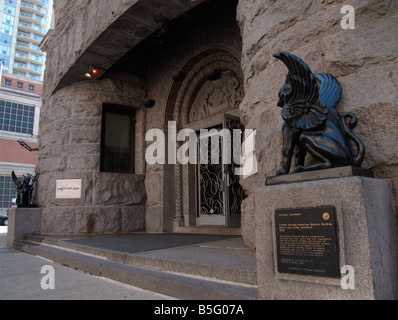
left=7, top=208, right=42, bottom=248
left=254, top=176, right=398, bottom=300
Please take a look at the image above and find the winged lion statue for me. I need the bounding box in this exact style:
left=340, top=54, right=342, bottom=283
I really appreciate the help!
left=274, top=52, right=365, bottom=175
left=11, top=171, right=38, bottom=208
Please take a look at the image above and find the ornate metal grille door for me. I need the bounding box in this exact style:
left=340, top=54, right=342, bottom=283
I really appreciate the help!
left=223, top=114, right=247, bottom=228
left=197, top=128, right=226, bottom=226
left=197, top=114, right=246, bottom=227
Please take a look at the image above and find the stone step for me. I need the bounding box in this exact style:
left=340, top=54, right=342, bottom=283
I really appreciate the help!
left=174, top=226, right=242, bottom=236
left=14, top=239, right=258, bottom=300
left=23, top=234, right=257, bottom=286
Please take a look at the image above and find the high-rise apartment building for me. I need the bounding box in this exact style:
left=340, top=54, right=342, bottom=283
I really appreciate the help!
left=0, top=0, right=53, bottom=81
left=0, top=0, right=52, bottom=216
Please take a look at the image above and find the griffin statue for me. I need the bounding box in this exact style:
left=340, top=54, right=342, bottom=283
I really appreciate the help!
left=12, top=171, right=38, bottom=208
left=274, top=52, right=365, bottom=175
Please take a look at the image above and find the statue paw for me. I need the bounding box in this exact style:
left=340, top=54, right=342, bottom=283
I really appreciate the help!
left=276, top=169, right=287, bottom=176
left=295, top=166, right=305, bottom=173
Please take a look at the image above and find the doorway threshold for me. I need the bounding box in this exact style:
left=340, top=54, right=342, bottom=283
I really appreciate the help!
left=174, top=225, right=241, bottom=235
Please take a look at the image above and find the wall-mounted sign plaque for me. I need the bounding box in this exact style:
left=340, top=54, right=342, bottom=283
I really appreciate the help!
left=275, top=206, right=340, bottom=278
left=56, top=180, right=82, bottom=199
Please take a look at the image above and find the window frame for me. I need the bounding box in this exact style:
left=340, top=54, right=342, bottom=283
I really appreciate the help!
left=100, top=104, right=136, bottom=174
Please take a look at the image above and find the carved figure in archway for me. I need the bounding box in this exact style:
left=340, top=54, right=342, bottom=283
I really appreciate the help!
left=189, top=71, right=244, bottom=122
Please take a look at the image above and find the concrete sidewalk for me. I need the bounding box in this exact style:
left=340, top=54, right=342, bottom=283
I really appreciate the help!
left=0, top=227, right=174, bottom=300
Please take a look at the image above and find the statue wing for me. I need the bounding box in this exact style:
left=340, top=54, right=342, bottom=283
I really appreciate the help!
left=316, top=73, right=342, bottom=109
left=274, top=52, right=328, bottom=130
left=11, top=171, right=22, bottom=189
left=29, top=174, right=39, bottom=186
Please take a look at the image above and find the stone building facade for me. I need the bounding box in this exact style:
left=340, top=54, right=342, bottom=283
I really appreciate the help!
left=38, top=0, right=397, bottom=252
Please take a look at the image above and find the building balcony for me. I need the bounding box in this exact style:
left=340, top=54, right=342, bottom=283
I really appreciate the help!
left=18, top=12, right=48, bottom=30
left=14, top=53, right=44, bottom=65
left=16, top=41, right=43, bottom=55
left=12, top=64, right=29, bottom=74
left=20, top=1, right=49, bottom=17
left=27, top=68, right=42, bottom=76
left=18, top=22, right=47, bottom=36
left=12, top=65, right=42, bottom=80
left=17, top=31, right=44, bottom=45
left=29, top=0, right=50, bottom=9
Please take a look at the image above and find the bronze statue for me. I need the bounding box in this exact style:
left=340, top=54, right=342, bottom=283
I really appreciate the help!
left=274, top=52, right=365, bottom=175
left=11, top=171, right=38, bottom=208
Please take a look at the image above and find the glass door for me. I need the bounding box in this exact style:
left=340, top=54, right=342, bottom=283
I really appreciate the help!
left=196, top=114, right=246, bottom=227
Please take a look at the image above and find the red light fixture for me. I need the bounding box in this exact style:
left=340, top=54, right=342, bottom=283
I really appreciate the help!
left=85, top=65, right=99, bottom=79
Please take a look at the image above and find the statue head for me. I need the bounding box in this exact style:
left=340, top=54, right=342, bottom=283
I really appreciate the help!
left=23, top=173, right=33, bottom=184
left=277, top=75, right=294, bottom=108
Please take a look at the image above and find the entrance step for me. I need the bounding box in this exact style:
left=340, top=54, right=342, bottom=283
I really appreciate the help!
left=14, top=233, right=257, bottom=300
left=174, top=226, right=241, bottom=235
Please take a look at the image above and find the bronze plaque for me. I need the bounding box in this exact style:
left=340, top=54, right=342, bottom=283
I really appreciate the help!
left=275, top=207, right=340, bottom=278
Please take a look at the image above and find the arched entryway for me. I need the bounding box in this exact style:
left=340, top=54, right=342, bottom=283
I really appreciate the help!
left=163, top=33, right=246, bottom=233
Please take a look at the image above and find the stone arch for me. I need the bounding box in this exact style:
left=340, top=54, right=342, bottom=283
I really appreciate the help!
left=162, top=30, right=245, bottom=230
left=177, top=51, right=244, bottom=129
left=164, top=28, right=243, bottom=127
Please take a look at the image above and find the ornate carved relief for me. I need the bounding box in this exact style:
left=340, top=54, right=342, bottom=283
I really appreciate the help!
left=189, top=71, right=244, bottom=123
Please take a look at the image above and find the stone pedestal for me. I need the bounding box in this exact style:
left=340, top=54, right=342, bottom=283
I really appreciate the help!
left=254, top=175, right=398, bottom=300
left=7, top=208, right=42, bottom=248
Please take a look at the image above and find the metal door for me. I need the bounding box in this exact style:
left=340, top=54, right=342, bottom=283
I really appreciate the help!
left=196, top=114, right=246, bottom=227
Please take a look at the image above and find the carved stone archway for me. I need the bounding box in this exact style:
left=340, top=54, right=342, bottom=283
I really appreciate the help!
left=164, top=48, right=244, bottom=231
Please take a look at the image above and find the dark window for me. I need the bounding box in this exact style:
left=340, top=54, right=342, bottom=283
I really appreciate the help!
left=100, top=104, right=136, bottom=173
